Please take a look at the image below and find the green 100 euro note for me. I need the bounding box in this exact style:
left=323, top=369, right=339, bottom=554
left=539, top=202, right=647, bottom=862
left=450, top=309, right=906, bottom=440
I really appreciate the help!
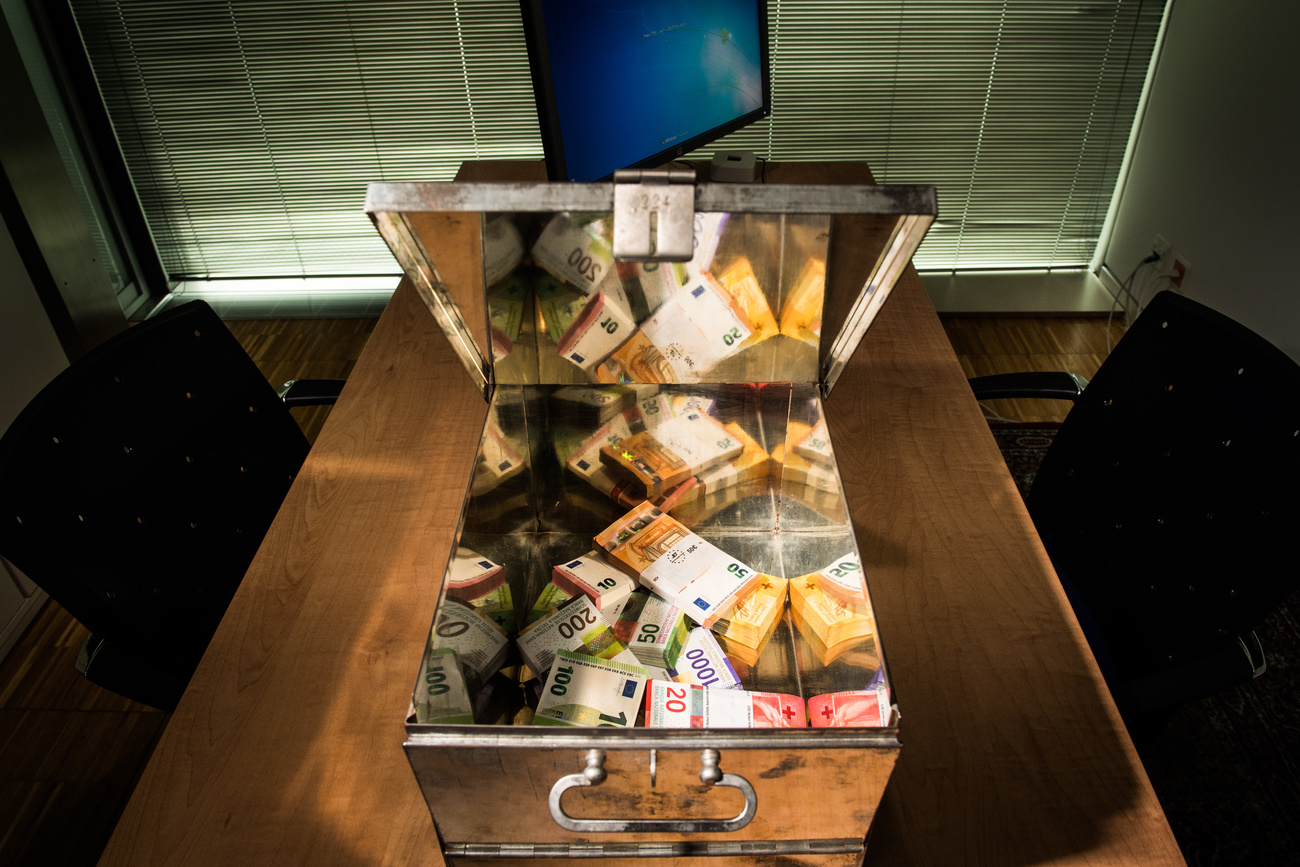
left=414, top=647, right=474, bottom=725
left=533, top=649, right=647, bottom=728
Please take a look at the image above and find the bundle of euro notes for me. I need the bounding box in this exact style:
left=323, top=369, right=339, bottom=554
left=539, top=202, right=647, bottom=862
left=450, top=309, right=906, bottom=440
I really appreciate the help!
left=444, top=547, right=507, bottom=603
left=558, top=389, right=669, bottom=473
left=557, top=288, right=637, bottom=373
left=469, top=422, right=527, bottom=498
left=792, top=418, right=833, bottom=465
left=596, top=329, right=675, bottom=385
left=595, top=501, right=764, bottom=628
left=637, top=274, right=756, bottom=381
left=794, top=610, right=881, bottom=670
left=552, top=551, right=636, bottom=622
left=599, top=411, right=742, bottom=498
left=779, top=258, right=825, bottom=346
left=770, top=443, right=845, bottom=523
left=715, top=257, right=778, bottom=347
left=772, top=421, right=839, bottom=491
left=667, top=421, right=770, bottom=519
left=700, top=422, right=771, bottom=493
left=563, top=407, right=701, bottom=511
left=534, top=649, right=647, bottom=728
left=552, top=385, right=634, bottom=427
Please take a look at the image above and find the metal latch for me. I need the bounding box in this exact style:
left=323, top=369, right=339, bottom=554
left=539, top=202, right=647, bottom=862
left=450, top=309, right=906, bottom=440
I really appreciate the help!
left=612, top=169, right=696, bottom=262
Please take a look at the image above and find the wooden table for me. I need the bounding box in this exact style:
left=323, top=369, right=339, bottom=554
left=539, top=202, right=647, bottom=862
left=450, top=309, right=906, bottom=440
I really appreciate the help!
left=99, top=163, right=1184, bottom=865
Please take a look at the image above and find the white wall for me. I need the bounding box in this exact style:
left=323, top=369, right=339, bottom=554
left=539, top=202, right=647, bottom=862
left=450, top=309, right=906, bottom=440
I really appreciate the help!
left=1, top=214, right=67, bottom=434
left=1, top=211, right=64, bottom=659
left=1103, top=0, right=1300, bottom=362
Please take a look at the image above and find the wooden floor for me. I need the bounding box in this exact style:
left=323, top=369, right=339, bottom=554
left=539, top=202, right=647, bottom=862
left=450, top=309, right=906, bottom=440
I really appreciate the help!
left=941, top=313, right=1123, bottom=424
left=0, top=312, right=1114, bottom=866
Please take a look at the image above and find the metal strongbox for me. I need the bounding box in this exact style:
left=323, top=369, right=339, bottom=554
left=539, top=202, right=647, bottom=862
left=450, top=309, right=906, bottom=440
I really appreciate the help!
left=366, top=170, right=935, bottom=865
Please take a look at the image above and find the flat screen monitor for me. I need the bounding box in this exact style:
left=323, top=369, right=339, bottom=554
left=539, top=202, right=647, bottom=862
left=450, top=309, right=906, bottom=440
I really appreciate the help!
left=521, top=0, right=770, bottom=182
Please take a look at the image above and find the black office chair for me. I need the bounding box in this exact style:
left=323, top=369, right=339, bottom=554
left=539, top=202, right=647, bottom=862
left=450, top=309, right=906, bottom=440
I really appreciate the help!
left=0, top=300, right=344, bottom=711
left=971, top=290, right=1300, bottom=744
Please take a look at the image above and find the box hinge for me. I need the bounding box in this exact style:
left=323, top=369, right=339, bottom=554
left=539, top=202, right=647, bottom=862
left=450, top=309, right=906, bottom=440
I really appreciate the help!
left=612, top=169, right=696, bottom=262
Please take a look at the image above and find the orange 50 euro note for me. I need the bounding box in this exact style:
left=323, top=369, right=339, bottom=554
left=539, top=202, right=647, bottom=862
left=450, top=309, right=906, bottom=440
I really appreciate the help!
left=595, top=501, right=763, bottom=629
left=598, top=410, right=742, bottom=498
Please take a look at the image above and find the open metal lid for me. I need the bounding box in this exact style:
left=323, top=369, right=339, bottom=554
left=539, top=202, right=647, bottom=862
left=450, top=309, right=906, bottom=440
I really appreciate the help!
left=366, top=171, right=935, bottom=399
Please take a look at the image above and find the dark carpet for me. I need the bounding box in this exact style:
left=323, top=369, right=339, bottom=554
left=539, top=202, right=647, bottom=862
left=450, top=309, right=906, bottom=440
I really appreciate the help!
left=989, top=422, right=1300, bottom=867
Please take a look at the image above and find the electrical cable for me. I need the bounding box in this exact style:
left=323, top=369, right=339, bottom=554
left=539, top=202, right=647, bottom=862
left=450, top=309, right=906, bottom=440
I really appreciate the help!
left=979, top=401, right=1019, bottom=424
left=1107, top=251, right=1161, bottom=352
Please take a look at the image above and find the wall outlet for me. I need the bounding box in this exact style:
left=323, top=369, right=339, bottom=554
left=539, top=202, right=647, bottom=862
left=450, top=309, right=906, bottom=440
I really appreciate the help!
left=1170, top=254, right=1190, bottom=290
left=1152, top=234, right=1172, bottom=261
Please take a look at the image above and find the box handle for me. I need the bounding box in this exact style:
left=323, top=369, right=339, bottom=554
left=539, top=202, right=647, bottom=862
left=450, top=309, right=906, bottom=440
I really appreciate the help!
left=548, top=748, right=757, bottom=834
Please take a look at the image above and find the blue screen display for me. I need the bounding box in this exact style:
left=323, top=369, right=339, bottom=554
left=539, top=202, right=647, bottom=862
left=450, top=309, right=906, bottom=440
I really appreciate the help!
left=539, top=0, right=764, bottom=181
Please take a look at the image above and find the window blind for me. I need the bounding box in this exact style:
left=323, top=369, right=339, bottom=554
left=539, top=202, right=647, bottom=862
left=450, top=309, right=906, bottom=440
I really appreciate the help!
left=69, top=0, right=1163, bottom=280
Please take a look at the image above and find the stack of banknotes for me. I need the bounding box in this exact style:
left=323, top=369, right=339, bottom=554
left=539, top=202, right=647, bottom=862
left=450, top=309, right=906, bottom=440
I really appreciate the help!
left=444, top=547, right=515, bottom=634
left=712, top=572, right=788, bottom=667
left=558, top=386, right=771, bottom=523
left=494, top=209, right=827, bottom=383
left=427, top=522, right=892, bottom=728
left=789, top=560, right=878, bottom=668
left=769, top=410, right=849, bottom=523
left=599, top=410, right=742, bottom=499
left=414, top=646, right=476, bottom=724
left=468, top=400, right=529, bottom=500
left=613, top=588, right=689, bottom=673
left=551, top=551, right=636, bottom=623
left=595, top=501, right=764, bottom=628
left=551, top=382, right=856, bottom=536
left=428, top=597, right=510, bottom=692
left=516, top=593, right=640, bottom=677
left=673, top=627, right=742, bottom=690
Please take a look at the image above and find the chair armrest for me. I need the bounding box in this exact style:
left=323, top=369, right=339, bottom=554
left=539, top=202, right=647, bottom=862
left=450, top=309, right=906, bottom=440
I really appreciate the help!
left=969, top=371, right=1089, bottom=402
left=277, top=378, right=347, bottom=407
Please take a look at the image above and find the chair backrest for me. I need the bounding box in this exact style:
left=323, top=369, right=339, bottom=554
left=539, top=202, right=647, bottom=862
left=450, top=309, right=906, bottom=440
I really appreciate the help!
left=1028, top=290, right=1300, bottom=681
left=0, top=301, right=308, bottom=676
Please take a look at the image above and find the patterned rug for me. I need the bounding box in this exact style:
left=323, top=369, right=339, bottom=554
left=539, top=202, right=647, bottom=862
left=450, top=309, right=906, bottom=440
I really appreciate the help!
left=988, top=422, right=1058, bottom=501
left=989, top=421, right=1300, bottom=865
